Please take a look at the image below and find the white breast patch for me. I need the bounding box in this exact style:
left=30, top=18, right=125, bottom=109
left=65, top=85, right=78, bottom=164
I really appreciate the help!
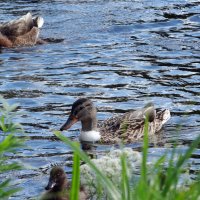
left=79, top=131, right=101, bottom=142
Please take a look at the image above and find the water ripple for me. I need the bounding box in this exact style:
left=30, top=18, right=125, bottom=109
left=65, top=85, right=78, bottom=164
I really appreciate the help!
left=0, top=0, right=200, bottom=199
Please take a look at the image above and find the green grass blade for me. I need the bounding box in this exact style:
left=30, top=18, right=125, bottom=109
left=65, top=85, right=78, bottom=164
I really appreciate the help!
left=0, top=187, right=21, bottom=199
left=141, top=118, right=148, bottom=182
left=0, top=179, right=21, bottom=199
left=70, top=142, right=80, bottom=200
left=54, top=131, right=121, bottom=200
left=162, top=135, right=200, bottom=196
left=135, top=118, right=149, bottom=200
left=121, top=153, right=131, bottom=200
left=0, top=97, right=24, bottom=199
left=0, top=134, right=24, bottom=153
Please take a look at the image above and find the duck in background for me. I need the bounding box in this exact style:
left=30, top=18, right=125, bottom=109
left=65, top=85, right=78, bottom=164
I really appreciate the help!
left=60, top=98, right=171, bottom=144
left=41, top=166, right=87, bottom=200
left=0, top=12, right=45, bottom=48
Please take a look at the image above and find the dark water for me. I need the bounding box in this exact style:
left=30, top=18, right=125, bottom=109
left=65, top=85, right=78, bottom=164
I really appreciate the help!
left=0, top=0, right=200, bottom=199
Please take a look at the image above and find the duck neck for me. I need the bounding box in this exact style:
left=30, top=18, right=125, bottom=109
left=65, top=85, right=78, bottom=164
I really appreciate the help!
left=81, top=117, right=98, bottom=132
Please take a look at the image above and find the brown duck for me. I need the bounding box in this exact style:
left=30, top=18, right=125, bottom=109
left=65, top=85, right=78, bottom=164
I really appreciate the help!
left=41, top=166, right=87, bottom=200
left=0, top=12, right=44, bottom=47
left=60, top=98, right=171, bottom=144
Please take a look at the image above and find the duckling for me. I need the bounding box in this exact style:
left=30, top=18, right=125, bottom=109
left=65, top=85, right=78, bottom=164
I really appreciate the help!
left=41, top=167, right=87, bottom=200
left=60, top=98, right=171, bottom=144
left=0, top=12, right=44, bottom=47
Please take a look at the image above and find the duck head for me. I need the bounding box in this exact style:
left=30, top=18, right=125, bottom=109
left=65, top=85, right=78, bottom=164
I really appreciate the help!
left=60, top=98, right=97, bottom=131
left=60, top=98, right=101, bottom=142
left=45, top=167, right=67, bottom=191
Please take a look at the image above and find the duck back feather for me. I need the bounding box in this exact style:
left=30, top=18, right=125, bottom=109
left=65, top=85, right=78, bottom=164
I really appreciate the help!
left=0, top=13, right=33, bottom=37
left=99, top=104, right=170, bottom=143
left=0, top=12, right=44, bottom=47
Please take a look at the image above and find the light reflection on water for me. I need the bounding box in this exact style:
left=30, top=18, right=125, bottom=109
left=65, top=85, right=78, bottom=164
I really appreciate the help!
left=0, top=0, right=200, bottom=199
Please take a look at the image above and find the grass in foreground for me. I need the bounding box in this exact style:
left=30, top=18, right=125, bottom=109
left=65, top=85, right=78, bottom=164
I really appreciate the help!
left=0, top=97, right=25, bottom=199
left=1, top=97, right=199, bottom=199
left=54, top=120, right=200, bottom=200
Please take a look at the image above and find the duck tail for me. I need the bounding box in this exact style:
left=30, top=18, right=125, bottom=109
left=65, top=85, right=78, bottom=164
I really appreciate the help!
left=22, top=12, right=32, bottom=22
left=160, top=109, right=171, bottom=125
left=33, top=16, right=44, bottom=28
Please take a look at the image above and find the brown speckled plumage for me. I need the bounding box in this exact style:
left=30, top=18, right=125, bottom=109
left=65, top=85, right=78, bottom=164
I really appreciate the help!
left=60, top=98, right=171, bottom=144
left=0, top=12, right=44, bottom=47
left=99, top=108, right=170, bottom=143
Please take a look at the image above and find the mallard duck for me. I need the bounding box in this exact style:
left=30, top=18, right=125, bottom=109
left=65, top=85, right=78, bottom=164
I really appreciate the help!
left=60, top=98, right=171, bottom=144
left=0, top=12, right=44, bottom=47
left=41, top=166, right=87, bottom=200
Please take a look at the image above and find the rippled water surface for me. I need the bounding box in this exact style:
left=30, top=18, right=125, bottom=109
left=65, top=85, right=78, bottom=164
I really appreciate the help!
left=0, top=0, right=200, bottom=199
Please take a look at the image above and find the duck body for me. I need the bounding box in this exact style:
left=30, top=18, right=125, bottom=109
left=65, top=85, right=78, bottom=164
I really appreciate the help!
left=41, top=167, right=87, bottom=200
left=60, top=98, right=171, bottom=144
left=99, top=107, right=170, bottom=143
left=0, top=12, right=44, bottom=47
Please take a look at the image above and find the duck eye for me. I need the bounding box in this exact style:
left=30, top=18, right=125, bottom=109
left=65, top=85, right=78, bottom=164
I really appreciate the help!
left=76, top=106, right=84, bottom=114
left=79, top=106, right=84, bottom=110
left=85, top=103, right=91, bottom=107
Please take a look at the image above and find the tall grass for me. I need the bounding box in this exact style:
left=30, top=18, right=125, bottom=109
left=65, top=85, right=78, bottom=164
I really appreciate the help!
left=1, top=99, right=199, bottom=200
left=0, top=97, right=25, bottom=199
left=54, top=131, right=120, bottom=200
left=70, top=142, right=80, bottom=200
left=1, top=97, right=199, bottom=199
left=120, top=152, right=131, bottom=200
left=54, top=123, right=200, bottom=200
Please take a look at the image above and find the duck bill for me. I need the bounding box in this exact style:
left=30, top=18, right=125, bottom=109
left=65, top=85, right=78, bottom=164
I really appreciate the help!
left=45, top=179, right=56, bottom=190
left=60, top=115, right=78, bottom=131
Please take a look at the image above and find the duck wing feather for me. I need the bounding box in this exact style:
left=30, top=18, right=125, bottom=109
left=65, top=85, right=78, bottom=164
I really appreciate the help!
left=99, top=104, right=170, bottom=143
left=0, top=13, right=34, bottom=37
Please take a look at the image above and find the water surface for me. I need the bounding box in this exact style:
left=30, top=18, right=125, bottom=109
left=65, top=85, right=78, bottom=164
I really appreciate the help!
left=0, top=0, right=200, bottom=199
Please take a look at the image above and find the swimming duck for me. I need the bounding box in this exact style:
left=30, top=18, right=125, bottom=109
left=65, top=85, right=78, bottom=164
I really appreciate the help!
left=41, top=166, right=87, bottom=200
left=0, top=12, right=44, bottom=47
left=60, top=98, right=171, bottom=144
